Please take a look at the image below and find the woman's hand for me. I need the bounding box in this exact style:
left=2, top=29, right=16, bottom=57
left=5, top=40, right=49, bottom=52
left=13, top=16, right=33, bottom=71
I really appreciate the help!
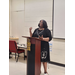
left=29, top=27, right=32, bottom=32
left=39, top=35, right=43, bottom=40
left=39, top=35, right=49, bottom=42
left=29, top=27, right=32, bottom=37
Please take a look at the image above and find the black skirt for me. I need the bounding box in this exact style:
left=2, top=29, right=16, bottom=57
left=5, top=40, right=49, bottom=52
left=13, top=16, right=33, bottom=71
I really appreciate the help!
left=41, top=41, right=50, bottom=62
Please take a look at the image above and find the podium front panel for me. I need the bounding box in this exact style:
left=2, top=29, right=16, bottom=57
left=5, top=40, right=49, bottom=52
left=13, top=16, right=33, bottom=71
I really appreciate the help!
left=27, top=44, right=35, bottom=75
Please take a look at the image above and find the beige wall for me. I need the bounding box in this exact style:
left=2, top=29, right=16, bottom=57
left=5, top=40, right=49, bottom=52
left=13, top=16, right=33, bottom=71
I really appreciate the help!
left=9, top=0, right=65, bottom=64
left=51, top=39, right=65, bottom=64
left=9, top=0, right=52, bottom=44
left=9, top=0, right=12, bottom=36
left=24, top=0, right=52, bottom=31
left=9, top=0, right=10, bottom=35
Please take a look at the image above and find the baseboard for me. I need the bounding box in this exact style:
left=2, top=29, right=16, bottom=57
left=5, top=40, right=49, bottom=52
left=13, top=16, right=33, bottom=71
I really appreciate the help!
left=49, top=61, right=65, bottom=67
left=17, top=55, right=65, bottom=67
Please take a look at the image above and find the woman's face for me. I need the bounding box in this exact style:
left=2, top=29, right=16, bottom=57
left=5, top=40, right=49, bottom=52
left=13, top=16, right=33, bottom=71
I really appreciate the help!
left=39, top=20, right=43, bottom=28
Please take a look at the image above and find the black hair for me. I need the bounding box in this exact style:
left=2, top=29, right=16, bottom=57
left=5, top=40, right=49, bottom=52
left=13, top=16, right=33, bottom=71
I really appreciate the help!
left=38, top=20, right=48, bottom=29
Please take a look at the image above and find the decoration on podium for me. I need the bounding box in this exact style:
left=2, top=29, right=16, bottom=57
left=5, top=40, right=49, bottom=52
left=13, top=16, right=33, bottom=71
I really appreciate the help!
left=27, top=38, right=31, bottom=51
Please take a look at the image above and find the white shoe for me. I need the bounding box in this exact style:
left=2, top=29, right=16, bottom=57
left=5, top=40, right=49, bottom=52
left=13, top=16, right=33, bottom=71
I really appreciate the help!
left=44, top=73, right=49, bottom=75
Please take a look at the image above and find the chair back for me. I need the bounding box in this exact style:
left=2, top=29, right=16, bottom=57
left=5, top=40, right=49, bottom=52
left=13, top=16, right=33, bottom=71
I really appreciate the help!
left=9, top=40, right=17, bottom=53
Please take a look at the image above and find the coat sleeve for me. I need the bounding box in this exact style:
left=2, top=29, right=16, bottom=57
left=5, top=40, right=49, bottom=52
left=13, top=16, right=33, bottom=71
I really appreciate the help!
left=46, top=29, right=52, bottom=41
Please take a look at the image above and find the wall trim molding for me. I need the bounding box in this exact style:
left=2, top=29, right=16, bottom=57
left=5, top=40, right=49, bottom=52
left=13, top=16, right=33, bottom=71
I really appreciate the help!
left=49, top=61, right=65, bottom=67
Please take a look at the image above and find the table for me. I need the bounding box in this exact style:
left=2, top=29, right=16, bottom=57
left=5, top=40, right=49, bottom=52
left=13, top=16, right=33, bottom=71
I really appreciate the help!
left=17, top=44, right=27, bottom=58
left=9, top=37, right=19, bottom=40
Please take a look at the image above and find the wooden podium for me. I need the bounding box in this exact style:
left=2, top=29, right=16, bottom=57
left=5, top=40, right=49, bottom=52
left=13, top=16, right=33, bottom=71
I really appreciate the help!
left=22, top=36, right=42, bottom=75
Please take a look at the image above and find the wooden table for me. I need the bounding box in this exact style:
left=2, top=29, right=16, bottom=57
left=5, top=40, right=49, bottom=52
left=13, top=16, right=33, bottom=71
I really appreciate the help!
left=9, top=37, right=19, bottom=40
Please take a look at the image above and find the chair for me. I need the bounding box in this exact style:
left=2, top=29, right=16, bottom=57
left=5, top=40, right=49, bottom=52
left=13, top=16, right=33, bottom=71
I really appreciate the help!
left=9, top=40, right=25, bottom=62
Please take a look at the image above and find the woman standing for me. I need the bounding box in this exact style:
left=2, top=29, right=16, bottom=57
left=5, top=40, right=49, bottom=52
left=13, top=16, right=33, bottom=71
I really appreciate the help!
left=29, top=20, right=52, bottom=75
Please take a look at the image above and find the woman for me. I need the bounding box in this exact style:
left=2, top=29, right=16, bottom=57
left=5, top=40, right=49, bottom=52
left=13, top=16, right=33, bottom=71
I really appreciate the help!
left=29, top=20, right=52, bottom=75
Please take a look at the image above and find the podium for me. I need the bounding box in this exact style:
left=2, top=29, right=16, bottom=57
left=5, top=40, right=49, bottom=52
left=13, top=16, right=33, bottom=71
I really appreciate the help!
left=22, top=36, right=42, bottom=75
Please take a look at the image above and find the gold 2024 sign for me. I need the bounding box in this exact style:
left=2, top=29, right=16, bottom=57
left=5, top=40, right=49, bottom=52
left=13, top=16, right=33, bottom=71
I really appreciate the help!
left=27, top=38, right=31, bottom=51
